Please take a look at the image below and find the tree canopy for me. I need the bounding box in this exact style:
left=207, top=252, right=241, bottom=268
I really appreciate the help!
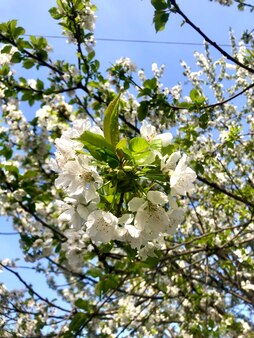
left=0, top=0, right=254, bottom=337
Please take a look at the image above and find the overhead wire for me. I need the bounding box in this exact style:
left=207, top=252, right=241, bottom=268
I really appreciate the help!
left=23, top=34, right=233, bottom=47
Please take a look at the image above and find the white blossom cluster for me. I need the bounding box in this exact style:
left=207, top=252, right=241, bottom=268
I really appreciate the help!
left=212, top=0, right=233, bottom=5
left=51, top=118, right=196, bottom=259
left=56, top=0, right=96, bottom=51
left=0, top=45, right=17, bottom=98
left=114, top=57, right=137, bottom=73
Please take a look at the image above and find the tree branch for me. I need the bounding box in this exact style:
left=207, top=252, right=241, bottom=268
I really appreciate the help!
left=197, top=175, right=254, bottom=208
left=0, top=263, right=71, bottom=313
left=170, top=0, right=254, bottom=74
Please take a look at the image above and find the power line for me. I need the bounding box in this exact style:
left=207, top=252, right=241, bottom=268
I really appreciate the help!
left=97, top=37, right=232, bottom=47
left=23, top=34, right=233, bottom=47
left=0, top=232, right=19, bottom=235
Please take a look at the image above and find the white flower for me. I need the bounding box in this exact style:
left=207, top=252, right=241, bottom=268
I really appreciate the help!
left=146, top=190, right=168, bottom=205
left=138, top=242, right=157, bottom=260
left=170, top=154, right=196, bottom=196
left=128, top=197, right=146, bottom=212
left=86, top=210, right=120, bottom=243
left=118, top=214, right=141, bottom=238
left=57, top=192, right=99, bottom=229
left=241, top=280, right=254, bottom=291
left=135, top=202, right=169, bottom=237
left=129, top=191, right=170, bottom=240
left=57, top=197, right=83, bottom=228
left=54, top=137, right=83, bottom=169
left=140, top=120, right=172, bottom=146
left=51, top=118, right=103, bottom=170
left=13, top=188, right=26, bottom=201
left=167, top=208, right=185, bottom=234
left=140, top=121, right=157, bottom=141
left=1, top=258, right=12, bottom=266
left=154, top=132, right=172, bottom=147
left=170, top=84, right=182, bottom=100
left=62, top=118, right=103, bottom=140
left=115, top=57, right=137, bottom=72
left=55, top=155, right=102, bottom=196
left=161, top=151, right=181, bottom=174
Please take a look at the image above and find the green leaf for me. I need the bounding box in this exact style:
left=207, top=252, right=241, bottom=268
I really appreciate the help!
left=100, top=242, right=114, bottom=253
left=151, top=0, right=168, bottom=10
left=87, top=81, right=99, bottom=88
left=86, top=145, right=119, bottom=168
left=129, top=138, right=156, bottom=166
left=29, top=35, right=37, bottom=45
left=1, top=45, right=12, bottom=54
left=199, top=113, right=209, bottom=129
left=14, top=26, right=25, bottom=38
left=77, top=131, right=119, bottom=167
left=189, top=89, right=206, bottom=104
left=144, top=255, right=160, bottom=268
left=69, top=312, right=87, bottom=333
left=48, top=7, right=62, bottom=20
left=0, top=64, right=10, bottom=76
left=78, top=131, right=115, bottom=152
left=153, top=10, right=169, bottom=32
left=194, top=162, right=204, bottom=175
left=137, top=101, right=150, bottom=121
left=23, top=59, right=35, bottom=69
left=177, top=101, right=192, bottom=108
left=143, top=78, right=157, bottom=90
left=4, top=165, right=19, bottom=176
left=103, top=94, right=121, bottom=147
left=22, top=170, right=38, bottom=180
left=142, top=167, right=166, bottom=181
left=115, top=138, right=133, bottom=160
left=17, top=40, right=32, bottom=50
left=74, top=299, right=90, bottom=311
left=133, top=150, right=156, bottom=166
left=0, top=147, right=12, bottom=160
left=96, top=275, right=119, bottom=296
left=36, top=79, right=44, bottom=90
left=11, top=51, right=22, bottom=63
left=129, top=137, right=149, bottom=153
left=8, top=20, right=17, bottom=32
left=56, top=0, right=65, bottom=11
left=87, top=268, right=101, bottom=278
left=116, top=138, right=128, bottom=150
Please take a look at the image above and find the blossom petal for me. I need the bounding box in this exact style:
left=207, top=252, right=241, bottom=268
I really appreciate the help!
left=128, top=197, right=145, bottom=212
left=147, top=191, right=168, bottom=205
left=154, top=132, right=172, bottom=147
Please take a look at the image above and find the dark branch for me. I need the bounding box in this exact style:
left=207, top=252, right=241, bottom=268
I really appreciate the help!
left=0, top=263, right=71, bottom=313
left=170, top=0, right=254, bottom=74
left=197, top=175, right=254, bottom=208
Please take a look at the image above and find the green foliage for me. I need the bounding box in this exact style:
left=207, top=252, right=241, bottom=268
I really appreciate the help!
left=49, top=7, right=62, bottom=20
left=66, top=312, right=87, bottom=336
left=189, top=89, right=206, bottom=105
left=151, top=0, right=170, bottom=32
left=0, top=20, right=25, bottom=40
left=153, top=10, right=170, bottom=32
left=78, top=131, right=119, bottom=168
left=74, top=299, right=90, bottom=311
left=96, top=274, right=119, bottom=296
left=103, top=93, right=121, bottom=147
left=129, top=137, right=149, bottom=153
left=137, top=100, right=150, bottom=121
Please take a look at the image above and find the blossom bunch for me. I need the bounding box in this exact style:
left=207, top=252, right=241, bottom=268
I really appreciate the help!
left=52, top=97, right=196, bottom=258
left=50, top=0, right=96, bottom=50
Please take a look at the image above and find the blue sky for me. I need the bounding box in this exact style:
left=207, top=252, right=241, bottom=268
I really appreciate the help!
left=1, top=0, right=252, bottom=75
left=0, top=0, right=252, bottom=301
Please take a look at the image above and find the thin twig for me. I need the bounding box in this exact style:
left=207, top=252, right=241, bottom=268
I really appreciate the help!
left=170, top=0, right=254, bottom=74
